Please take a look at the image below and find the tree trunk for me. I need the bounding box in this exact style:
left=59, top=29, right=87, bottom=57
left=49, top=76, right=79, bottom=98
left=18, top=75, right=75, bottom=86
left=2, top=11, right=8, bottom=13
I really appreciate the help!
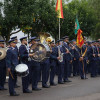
left=5, top=33, right=11, bottom=45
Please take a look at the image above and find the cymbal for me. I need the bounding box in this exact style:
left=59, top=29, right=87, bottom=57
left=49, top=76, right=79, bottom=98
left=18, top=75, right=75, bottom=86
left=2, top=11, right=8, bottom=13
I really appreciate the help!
left=0, top=48, right=6, bottom=60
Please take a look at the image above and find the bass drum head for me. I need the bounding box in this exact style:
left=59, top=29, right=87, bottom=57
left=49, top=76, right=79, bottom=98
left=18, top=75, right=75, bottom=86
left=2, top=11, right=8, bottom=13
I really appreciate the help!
left=30, top=43, right=47, bottom=62
left=15, top=64, right=29, bottom=77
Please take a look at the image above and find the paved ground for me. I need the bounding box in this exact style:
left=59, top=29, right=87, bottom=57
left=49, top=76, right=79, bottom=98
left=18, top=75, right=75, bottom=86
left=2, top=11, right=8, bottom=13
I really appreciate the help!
left=1, top=75, right=100, bottom=100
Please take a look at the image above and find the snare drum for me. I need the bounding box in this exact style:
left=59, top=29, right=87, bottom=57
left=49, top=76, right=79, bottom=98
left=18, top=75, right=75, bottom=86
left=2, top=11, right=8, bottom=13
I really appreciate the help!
left=15, top=64, right=29, bottom=77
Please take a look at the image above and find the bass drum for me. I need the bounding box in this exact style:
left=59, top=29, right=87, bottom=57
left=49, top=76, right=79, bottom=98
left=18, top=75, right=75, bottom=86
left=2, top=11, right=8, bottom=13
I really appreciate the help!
left=29, top=43, right=50, bottom=62
left=15, top=64, right=29, bottom=77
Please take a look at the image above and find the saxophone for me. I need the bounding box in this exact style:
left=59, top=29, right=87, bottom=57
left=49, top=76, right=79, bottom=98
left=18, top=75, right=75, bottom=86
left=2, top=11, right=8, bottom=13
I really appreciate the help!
left=58, top=46, right=63, bottom=62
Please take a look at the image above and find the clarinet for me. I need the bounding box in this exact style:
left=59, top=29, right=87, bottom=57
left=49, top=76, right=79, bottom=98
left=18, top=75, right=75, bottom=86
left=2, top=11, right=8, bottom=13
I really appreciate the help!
left=63, top=45, right=73, bottom=57
left=68, top=42, right=80, bottom=56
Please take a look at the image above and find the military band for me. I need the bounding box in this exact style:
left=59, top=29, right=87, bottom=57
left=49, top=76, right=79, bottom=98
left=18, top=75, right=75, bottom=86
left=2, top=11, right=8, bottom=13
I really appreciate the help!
left=1, top=35, right=100, bottom=96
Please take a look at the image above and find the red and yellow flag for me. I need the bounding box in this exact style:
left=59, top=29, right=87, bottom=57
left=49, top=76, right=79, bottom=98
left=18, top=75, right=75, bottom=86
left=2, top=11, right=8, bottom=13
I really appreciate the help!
left=56, top=0, right=64, bottom=19
left=77, top=29, right=84, bottom=48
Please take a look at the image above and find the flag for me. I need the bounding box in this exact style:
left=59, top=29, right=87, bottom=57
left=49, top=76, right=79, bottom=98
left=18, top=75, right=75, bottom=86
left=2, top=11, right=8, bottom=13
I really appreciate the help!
left=56, top=0, right=64, bottom=19
left=77, top=29, right=84, bottom=48
left=75, top=18, right=80, bottom=35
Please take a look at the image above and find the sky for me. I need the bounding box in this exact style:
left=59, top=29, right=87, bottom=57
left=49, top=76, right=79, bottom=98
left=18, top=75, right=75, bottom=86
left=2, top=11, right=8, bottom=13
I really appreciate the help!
left=11, top=30, right=27, bottom=42
left=0, top=0, right=4, bottom=2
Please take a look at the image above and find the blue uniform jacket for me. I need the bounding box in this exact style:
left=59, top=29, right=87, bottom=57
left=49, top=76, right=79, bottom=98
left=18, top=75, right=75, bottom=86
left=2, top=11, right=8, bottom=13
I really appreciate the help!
left=50, top=47, right=58, bottom=67
left=73, top=45, right=80, bottom=60
left=87, top=46, right=97, bottom=61
left=94, top=46, right=99, bottom=60
left=19, top=45, right=29, bottom=63
left=62, top=42, right=72, bottom=61
left=15, top=46, right=19, bottom=56
left=6, top=47, right=19, bottom=70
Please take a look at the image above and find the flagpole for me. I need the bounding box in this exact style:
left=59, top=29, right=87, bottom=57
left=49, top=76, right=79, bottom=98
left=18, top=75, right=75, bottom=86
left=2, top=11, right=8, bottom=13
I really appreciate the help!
left=59, top=18, right=60, bottom=40
left=56, top=0, right=63, bottom=40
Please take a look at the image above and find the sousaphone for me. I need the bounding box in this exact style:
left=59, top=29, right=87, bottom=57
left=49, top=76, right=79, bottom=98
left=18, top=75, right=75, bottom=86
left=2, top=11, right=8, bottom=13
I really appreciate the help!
left=29, top=43, right=47, bottom=62
left=29, top=32, right=53, bottom=62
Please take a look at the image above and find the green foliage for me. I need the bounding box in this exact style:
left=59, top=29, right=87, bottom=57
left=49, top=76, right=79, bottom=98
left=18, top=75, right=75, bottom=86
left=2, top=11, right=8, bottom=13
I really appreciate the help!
left=30, top=0, right=58, bottom=38
left=0, top=0, right=99, bottom=41
left=0, top=0, right=37, bottom=42
left=87, top=0, right=100, bottom=39
left=58, top=0, right=96, bottom=40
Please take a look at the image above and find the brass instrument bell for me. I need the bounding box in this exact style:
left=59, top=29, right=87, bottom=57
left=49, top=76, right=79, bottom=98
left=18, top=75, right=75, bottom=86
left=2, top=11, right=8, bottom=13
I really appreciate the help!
left=0, top=48, right=7, bottom=60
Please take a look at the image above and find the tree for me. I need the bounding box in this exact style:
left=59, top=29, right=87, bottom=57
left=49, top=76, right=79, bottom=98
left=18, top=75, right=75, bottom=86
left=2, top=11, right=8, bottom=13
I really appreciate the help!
left=0, top=0, right=59, bottom=41
left=29, top=0, right=58, bottom=39
left=0, top=0, right=99, bottom=42
left=0, top=0, right=37, bottom=42
left=87, top=0, right=100, bottom=39
left=60, top=0, right=96, bottom=40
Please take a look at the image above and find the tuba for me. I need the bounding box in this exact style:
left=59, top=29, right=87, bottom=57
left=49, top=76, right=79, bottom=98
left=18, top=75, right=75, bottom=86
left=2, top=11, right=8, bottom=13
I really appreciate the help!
left=29, top=32, right=53, bottom=62
left=29, top=43, right=47, bottom=62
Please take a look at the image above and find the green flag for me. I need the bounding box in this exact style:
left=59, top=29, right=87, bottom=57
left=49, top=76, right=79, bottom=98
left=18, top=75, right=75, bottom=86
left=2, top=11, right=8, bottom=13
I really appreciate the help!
left=75, top=18, right=80, bottom=35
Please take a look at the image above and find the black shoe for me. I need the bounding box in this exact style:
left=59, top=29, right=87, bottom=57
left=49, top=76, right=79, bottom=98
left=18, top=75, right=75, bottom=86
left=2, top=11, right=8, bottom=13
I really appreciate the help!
left=23, top=89, right=32, bottom=93
left=58, top=82, right=64, bottom=84
left=10, top=93, right=20, bottom=96
left=0, top=87, right=7, bottom=90
left=0, top=88, right=3, bottom=90
left=50, top=83, right=57, bottom=86
left=32, top=88, right=42, bottom=91
left=64, top=80, right=72, bottom=82
left=39, top=80, right=42, bottom=82
left=14, top=85, right=20, bottom=88
left=69, top=76, right=73, bottom=78
left=2, top=88, right=7, bottom=90
left=85, top=77, right=88, bottom=79
left=81, top=77, right=84, bottom=79
left=42, top=85, right=50, bottom=88
left=91, top=75, right=95, bottom=78
left=73, top=74, right=76, bottom=76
